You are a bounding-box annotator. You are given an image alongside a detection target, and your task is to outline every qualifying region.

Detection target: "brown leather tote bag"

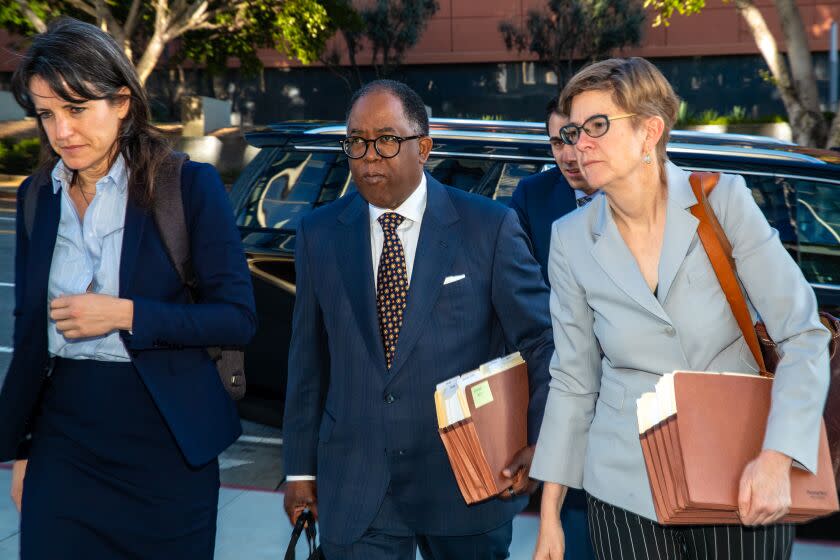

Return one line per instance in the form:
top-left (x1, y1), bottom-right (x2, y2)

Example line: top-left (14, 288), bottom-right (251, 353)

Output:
top-left (689, 172), bottom-right (840, 487)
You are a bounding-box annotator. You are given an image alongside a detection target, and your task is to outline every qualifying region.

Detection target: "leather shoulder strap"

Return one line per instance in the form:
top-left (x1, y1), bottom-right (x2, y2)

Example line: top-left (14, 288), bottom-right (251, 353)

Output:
top-left (151, 152), bottom-right (195, 293)
top-left (688, 172), bottom-right (771, 376)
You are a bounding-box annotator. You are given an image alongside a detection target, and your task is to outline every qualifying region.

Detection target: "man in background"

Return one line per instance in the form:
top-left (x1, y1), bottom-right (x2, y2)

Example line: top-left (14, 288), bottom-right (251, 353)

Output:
top-left (510, 95), bottom-right (597, 560)
top-left (511, 96), bottom-right (600, 283)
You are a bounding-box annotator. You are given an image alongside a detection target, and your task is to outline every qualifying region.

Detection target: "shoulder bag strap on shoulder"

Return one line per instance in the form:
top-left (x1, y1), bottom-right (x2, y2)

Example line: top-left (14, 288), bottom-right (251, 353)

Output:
top-left (151, 151), bottom-right (194, 293)
top-left (688, 171), bottom-right (770, 376)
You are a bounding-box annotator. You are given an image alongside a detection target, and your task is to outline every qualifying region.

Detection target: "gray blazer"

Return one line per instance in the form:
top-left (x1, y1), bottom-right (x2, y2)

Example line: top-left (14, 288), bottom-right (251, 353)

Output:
top-left (530, 161), bottom-right (831, 520)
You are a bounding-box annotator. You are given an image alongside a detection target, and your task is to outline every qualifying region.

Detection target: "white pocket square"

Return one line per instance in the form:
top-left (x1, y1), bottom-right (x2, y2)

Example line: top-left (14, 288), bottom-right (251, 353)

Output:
top-left (443, 274), bottom-right (466, 285)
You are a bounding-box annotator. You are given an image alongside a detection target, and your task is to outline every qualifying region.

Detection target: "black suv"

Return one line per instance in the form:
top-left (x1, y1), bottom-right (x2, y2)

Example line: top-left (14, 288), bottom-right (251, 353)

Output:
top-left (228, 119), bottom-right (840, 425)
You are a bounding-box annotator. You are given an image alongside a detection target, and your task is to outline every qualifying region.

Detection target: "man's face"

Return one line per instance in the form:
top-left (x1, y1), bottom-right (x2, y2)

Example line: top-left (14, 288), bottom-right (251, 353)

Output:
top-left (547, 112), bottom-right (592, 193)
top-left (346, 90), bottom-right (433, 209)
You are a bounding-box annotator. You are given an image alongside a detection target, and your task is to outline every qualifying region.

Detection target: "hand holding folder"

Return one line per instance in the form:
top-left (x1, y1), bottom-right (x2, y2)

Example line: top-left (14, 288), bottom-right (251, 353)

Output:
top-left (434, 353), bottom-right (530, 504)
top-left (637, 370), bottom-right (839, 525)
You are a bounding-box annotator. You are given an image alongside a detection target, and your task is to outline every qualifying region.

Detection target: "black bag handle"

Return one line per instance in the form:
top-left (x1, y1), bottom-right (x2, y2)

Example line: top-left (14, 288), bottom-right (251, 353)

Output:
top-left (285, 509), bottom-right (319, 560)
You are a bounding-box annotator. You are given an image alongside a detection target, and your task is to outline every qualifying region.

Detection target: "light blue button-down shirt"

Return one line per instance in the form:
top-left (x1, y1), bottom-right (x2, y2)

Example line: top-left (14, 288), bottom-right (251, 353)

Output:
top-left (47, 155), bottom-right (131, 361)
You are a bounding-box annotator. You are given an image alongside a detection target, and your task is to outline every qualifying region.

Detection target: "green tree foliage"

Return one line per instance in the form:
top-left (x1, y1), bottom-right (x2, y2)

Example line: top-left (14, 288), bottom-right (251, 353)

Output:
top-left (361, 0), bottom-right (438, 76)
top-left (499, 0), bottom-right (646, 84)
top-left (646, 0), bottom-right (840, 148)
top-left (642, 0), bottom-right (705, 27)
top-left (0, 0), bottom-right (343, 84)
top-left (317, 0), bottom-right (438, 92)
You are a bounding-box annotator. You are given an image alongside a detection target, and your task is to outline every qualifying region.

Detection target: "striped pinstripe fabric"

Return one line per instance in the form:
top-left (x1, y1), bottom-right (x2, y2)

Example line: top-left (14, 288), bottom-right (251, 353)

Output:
top-left (586, 494), bottom-right (794, 560)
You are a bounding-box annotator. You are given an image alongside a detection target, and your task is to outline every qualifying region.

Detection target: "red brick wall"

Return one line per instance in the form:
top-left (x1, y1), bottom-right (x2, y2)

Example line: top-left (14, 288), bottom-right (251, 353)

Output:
top-left (2, 1), bottom-right (839, 72)
top-left (255, 0), bottom-right (840, 68)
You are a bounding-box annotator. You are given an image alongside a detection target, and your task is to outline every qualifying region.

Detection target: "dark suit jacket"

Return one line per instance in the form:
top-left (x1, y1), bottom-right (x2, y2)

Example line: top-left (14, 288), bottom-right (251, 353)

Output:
top-left (510, 167), bottom-right (577, 284)
top-left (0, 160), bottom-right (257, 467)
top-left (283, 174), bottom-right (554, 544)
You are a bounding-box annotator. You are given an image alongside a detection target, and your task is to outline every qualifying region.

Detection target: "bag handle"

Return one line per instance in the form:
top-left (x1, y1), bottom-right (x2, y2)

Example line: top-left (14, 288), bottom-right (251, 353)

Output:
top-left (284, 509), bottom-right (317, 560)
top-left (687, 172), bottom-right (772, 377)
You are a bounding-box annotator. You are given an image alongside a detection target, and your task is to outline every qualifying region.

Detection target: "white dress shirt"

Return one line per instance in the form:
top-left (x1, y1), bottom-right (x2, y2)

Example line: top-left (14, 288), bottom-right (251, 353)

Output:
top-left (286, 174), bottom-right (428, 482)
top-left (48, 155), bottom-right (131, 361)
top-left (574, 188), bottom-right (601, 206)
top-left (368, 173), bottom-right (427, 289)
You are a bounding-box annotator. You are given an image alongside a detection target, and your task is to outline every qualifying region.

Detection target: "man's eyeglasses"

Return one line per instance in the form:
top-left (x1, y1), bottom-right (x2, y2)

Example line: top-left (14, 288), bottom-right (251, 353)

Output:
top-left (559, 114), bottom-right (636, 145)
top-left (340, 134), bottom-right (422, 159)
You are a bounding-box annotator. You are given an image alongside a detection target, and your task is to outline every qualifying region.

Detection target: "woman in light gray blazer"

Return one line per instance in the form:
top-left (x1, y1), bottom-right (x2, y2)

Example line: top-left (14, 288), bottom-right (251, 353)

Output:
top-left (531, 57), bottom-right (830, 560)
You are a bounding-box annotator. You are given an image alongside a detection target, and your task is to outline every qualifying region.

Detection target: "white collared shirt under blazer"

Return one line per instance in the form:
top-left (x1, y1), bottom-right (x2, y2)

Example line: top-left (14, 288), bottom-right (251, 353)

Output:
top-left (530, 161), bottom-right (831, 521)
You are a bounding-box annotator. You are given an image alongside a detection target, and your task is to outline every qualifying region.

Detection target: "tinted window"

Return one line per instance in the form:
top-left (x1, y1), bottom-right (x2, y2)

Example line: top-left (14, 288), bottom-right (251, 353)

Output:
top-left (493, 163), bottom-right (541, 205)
top-left (793, 178), bottom-right (840, 285)
top-left (425, 157), bottom-right (493, 192)
top-left (236, 150), bottom-right (350, 231)
top-left (741, 174), bottom-right (797, 245)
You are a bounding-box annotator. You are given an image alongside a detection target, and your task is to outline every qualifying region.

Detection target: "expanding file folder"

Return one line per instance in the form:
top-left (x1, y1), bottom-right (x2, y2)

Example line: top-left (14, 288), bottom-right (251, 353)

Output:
top-left (435, 353), bottom-right (529, 504)
top-left (637, 371), bottom-right (839, 524)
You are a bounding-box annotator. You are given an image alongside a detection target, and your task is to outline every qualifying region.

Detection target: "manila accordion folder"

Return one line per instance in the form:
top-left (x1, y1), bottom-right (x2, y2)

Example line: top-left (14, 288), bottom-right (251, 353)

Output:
top-left (434, 352), bottom-right (529, 504)
top-left (636, 370), bottom-right (839, 525)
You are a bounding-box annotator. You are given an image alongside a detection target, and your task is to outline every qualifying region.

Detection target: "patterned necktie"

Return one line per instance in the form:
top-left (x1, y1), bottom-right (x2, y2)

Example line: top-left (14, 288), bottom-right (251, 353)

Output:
top-left (376, 212), bottom-right (408, 369)
top-left (577, 194), bottom-right (594, 208)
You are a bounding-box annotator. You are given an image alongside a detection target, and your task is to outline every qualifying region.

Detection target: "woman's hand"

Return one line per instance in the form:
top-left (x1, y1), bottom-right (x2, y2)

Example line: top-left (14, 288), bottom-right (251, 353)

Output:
top-left (534, 513), bottom-right (565, 559)
top-left (738, 449), bottom-right (792, 525)
top-left (50, 294), bottom-right (133, 338)
top-left (11, 460), bottom-right (27, 512)
top-left (534, 481), bottom-right (567, 559)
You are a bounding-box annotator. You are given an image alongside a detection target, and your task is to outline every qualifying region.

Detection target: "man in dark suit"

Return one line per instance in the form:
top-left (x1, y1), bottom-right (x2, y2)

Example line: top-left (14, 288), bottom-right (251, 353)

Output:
top-left (510, 96), bottom-right (597, 560)
top-left (511, 96), bottom-right (599, 283)
top-left (282, 80), bottom-right (554, 559)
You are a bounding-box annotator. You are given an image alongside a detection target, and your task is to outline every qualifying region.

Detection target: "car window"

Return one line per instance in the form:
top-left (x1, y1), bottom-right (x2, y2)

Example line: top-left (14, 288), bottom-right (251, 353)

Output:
top-left (740, 174), bottom-right (798, 245)
top-left (492, 163), bottom-right (542, 205)
top-left (425, 157), bottom-right (494, 192)
top-left (235, 150), bottom-right (350, 230)
top-left (793, 177), bottom-right (840, 285)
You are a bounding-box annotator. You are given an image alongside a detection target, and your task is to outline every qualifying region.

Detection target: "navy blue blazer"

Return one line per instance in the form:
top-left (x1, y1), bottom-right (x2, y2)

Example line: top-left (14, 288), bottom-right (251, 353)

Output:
top-left (283, 174), bottom-right (554, 545)
top-left (510, 167), bottom-right (577, 284)
top-left (0, 160), bottom-right (257, 467)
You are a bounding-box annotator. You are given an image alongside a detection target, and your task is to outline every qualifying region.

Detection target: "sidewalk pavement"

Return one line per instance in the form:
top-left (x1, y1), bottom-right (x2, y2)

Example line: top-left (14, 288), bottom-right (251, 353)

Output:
top-left (0, 467), bottom-right (838, 559)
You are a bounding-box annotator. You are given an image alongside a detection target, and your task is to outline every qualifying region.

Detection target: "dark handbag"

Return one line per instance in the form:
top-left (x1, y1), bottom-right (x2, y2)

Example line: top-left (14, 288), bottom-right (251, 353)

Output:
top-left (689, 171), bottom-right (840, 487)
top-left (284, 509), bottom-right (323, 560)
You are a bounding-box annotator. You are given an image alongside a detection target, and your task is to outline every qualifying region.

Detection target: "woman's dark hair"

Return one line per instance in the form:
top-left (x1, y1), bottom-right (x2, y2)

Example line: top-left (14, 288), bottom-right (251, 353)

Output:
top-left (11, 17), bottom-right (170, 206)
top-left (346, 79), bottom-right (430, 136)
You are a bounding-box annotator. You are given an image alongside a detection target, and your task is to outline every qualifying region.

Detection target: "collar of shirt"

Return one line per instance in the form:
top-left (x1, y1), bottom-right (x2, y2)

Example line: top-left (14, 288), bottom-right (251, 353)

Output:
top-left (51, 154), bottom-right (129, 195)
top-left (368, 173), bottom-right (428, 228)
top-left (574, 188), bottom-right (599, 201)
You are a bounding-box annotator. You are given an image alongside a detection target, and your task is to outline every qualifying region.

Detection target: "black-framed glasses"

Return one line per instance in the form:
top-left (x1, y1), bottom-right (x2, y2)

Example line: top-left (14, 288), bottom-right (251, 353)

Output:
top-left (559, 113), bottom-right (636, 145)
top-left (340, 134), bottom-right (422, 159)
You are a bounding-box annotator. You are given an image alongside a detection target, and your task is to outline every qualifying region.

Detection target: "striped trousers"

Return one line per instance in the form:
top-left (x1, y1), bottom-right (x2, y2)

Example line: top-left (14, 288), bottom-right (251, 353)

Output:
top-left (586, 495), bottom-right (794, 560)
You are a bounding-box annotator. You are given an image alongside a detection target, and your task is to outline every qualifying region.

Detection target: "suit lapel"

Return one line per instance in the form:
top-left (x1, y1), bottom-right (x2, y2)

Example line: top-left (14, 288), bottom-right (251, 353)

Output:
top-left (552, 171), bottom-right (577, 216)
top-left (28, 179), bottom-right (61, 307)
top-left (657, 162), bottom-right (700, 303)
top-left (387, 176), bottom-right (460, 379)
top-left (336, 194), bottom-right (387, 372)
top-left (119, 196), bottom-right (149, 298)
top-left (590, 194), bottom-right (671, 324)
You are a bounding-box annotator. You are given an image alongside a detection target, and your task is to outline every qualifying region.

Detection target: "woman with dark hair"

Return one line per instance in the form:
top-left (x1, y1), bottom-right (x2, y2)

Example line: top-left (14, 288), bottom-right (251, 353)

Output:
top-left (0, 17), bottom-right (256, 558)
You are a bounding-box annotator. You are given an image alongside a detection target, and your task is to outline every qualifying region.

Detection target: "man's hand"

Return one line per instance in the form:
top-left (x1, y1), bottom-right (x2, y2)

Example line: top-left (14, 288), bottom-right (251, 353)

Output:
top-left (10, 460), bottom-right (27, 513)
top-left (738, 449), bottom-right (792, 525)
top-left (283, 480), bottom-right (318, 525)
top-left (499, 445), bottom-right (540, 499)
top-left (50, 294), bottom-right (133, 339)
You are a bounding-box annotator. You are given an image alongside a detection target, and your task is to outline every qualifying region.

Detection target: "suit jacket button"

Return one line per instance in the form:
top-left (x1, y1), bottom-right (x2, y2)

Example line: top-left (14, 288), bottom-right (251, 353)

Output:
top-left (664, 326), bottom-right (676, 336)
top-left (384, 393), bottom-right (396, 404)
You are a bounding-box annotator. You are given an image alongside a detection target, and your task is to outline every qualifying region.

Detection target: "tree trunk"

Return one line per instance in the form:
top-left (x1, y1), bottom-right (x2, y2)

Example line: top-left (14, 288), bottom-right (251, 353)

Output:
top-left (14, 0), bottom-right (47, 33)
top-left (734, 0), bottom-right (824, 147)
top-left (773, 0), bottom-right (827, 143)
top-left (135, 32), bottom-right (168, 86)
top-left (828, 111), bottom-right (840, 149)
